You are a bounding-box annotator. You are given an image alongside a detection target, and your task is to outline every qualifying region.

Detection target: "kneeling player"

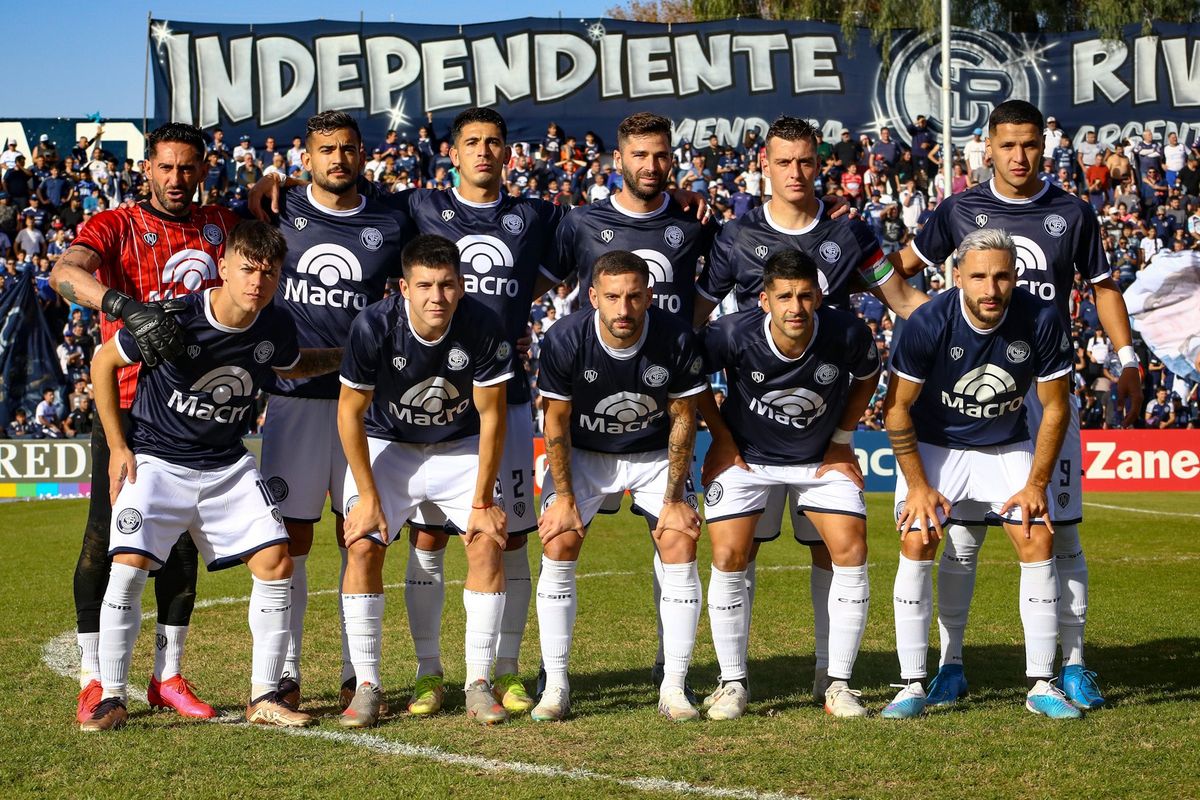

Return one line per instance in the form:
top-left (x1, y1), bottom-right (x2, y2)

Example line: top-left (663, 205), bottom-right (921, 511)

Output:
top-left (699, 250), bottom-right (878, 719)
top-left (82, 221), bottom-right (337, 731)
top-left (337, 235), bottom-right (514, 727)
top-left (881, 228), bottom-right (1080, 720)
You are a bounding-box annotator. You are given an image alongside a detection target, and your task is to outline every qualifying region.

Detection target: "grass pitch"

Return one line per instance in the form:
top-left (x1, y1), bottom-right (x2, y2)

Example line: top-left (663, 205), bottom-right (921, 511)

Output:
top-left (1, 492), bottom-right (1197, 800)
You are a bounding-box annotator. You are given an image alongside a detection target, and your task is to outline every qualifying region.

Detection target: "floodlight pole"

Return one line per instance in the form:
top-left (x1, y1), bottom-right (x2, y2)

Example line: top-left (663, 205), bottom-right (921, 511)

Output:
top-left (940, 0), bottom-right (953, 285)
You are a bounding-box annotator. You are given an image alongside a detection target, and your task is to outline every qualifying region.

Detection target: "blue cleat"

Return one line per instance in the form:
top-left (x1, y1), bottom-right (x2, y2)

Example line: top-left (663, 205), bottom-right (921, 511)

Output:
top-left (882, 683), bottom-right (927, 719)
top-left (1059, 665), bottom-right (1105, 709)
top-left (925, 664), bottom-right (969, 706)
top-left (1026, 679), bottom-right (1083, 719)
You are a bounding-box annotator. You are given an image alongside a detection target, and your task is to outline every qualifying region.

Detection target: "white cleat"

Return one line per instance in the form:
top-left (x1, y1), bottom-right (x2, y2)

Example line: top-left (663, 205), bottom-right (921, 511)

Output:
top-left (658, 685), bottom-right (701, 722)
top-left (705, 681), bottom-right (749, 721)
top-left (531, 686), bottom-right (571, 722)
top-left (824, 680), bottom-right (868, 718)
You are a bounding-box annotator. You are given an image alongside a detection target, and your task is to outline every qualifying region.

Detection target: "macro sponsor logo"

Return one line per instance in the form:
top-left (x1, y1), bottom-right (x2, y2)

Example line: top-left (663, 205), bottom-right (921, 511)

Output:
top-left (387, 377), bottom-right (471, 426)
top-left (168, 366), bottom-right (254, 424)
top-left (579, 392), bottom-right (663, 434)
top-left (940, 364), bottom-right (1023, 418)
top-left (286, 243), bottom-right (368, 309)
top-left (147, 248), bottom-right (218, 301)
top-left (748, 387), bottom-right (827, 429)
top-left (631, 248), bottom-right (682, 314)
top-left (458, 234), bottom-right (519, 297)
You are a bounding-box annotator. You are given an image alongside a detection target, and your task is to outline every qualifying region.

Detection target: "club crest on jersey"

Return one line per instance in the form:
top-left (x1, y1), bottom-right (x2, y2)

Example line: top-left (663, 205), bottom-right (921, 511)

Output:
top-left (1043, 214), bottom-right (1068, 237)
top-left (642, 365), bottom-right (669, 387)
top-left (818, 241), bottom-right (842, 263)
top-left (271, 508), bottom-right (283, 523)
top-left (584, 369), bottom-right (598, 383)
top-left (689, 357), bottom-right (703, 375)
top-left (254, 341), bottom-right (275, 364)
top-left (600, 229), bottom-right (615, 243)
top-left (202, 223), bottom-right (224, 246)
top-left (496, 341), bottom-right (511, 360)
top-left (814, 364), bottom-right (840, 385)
top-left (392, 356), bottom-right (407, 372)
top-left (704, 481), bottom-right (724, 506)
top-left (266, 477), bottom-right (289, 502)
top-left (441, 209), bottom-right (455, 222)
top-left (142, 232), bottom-right (158, 246)
top-left (974, 213), bottom-right (989, 227)
top-left (501, 214), bottom-right (524, 235)
top-left (513, 501), bottom-right (527, 518)
top-left (294, 217), bottom-right (308, 231)
top-left (115, 508), bottom-right (143, 534)
top-left (360, 227), bottom-right (383, 251)
top-left (345, 495), bottom-right (359, 515)
top-left (755, 244), bottom-right (769, 259)
top-left (1006, 341), bottom-right (1031, 364)
top-left (751, 370), bottom-right (765, 383)
top-left (950, 346), bottom-right (964, 361)
top-left (1057, 492), bottom-right (1070, 509)
top-left (186, 345), bottom-right (201, 359)
top-left (1060, 332), bottom-right (1071, 352)
top-left (664, 225), bottom-right (685, 249)
top-left (447, 348), bottom-right (470, 370)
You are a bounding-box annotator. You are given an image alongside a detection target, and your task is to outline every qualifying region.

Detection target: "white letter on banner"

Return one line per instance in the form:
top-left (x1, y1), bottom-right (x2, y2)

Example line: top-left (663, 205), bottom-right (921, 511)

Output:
top-left (366, 37), bottom-right (421, 115)
top-left (675, 33), bottom-right (732, 95)
top-left (257, 37), bottom-right (316, 126)
top-left (423, 39), bottom-right (472, 112)
top-left (0, 444), bottom-right (17, 478)
top-left (732, 34), bottom-right (787, 93)
top-left (316, 35), bottom-right (365, 112)
top-left (791, 36), bottom-right (841, 93)
top-left (472, 35), bottom-right (531, 107)
top-left (1134, 36), bottom-right (1159, 104)
top-left (196, 35), bottom-right (254, 128)
top-left (28, 443), bottom-right (50, 479)
top-left (1162, 38), bottom-right (1200, 107)
top-left (627, 36), bottom-right (674, 97)
top-left (57, 443), bottom-right (88, 479)
top-left (162, 32), bottom-right (193, 124)
top-left (534, 34), bottom-right (597, 103)
top-left (1073, 39), bottom-right (1128, 104)
top-left (600, 33), bottom-right (624, 98)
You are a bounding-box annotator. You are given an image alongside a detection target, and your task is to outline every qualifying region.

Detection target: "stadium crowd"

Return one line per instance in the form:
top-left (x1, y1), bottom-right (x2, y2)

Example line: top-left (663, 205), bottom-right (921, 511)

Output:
top-left (3, 113), bottom-right (1199, 440)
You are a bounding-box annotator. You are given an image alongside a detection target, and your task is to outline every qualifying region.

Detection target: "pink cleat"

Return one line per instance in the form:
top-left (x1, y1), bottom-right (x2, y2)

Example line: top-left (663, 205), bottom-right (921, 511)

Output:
top-left (76, 679), bottom-right (102, 724)
top-left (148, 675), bottom-right (217, 719)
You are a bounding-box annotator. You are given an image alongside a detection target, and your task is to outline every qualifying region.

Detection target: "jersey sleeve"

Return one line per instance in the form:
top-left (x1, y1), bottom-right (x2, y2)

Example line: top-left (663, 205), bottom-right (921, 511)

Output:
top-left (1032, 302), bottom-right (1073, 381)
top-left (889, 306), bottom-right (938, 384)
top-left (847, 217), bottom-right (892, 288)
top-left (71, 211), bottom-right (122, 282)
top-left (910, 197), bottom-right (957, 267)
top-left (695, 221), bottom-right (738, 304)
top-left (1074, 205), bottom-right (1111, 285)
top-left (668, 328), bottom-right (707, 399)
top-left (113, 327), bottom-right (143, 365)
top-left (271, 310), bottom-right (301, 370)
top-left (339, 306), bottom-right (383, 390)
top-left (537, 201), bottom-right (571, 283)
top-left (536, 324), bottom-right (574, 401)
top-left (471, 307), bottom-right (516, 387)
top-left (552, 210), bottom-right (581, 284)
top-left (698, 318), bottom-right (732, 374)
top-left (847, 319), bottom-right (882, 380)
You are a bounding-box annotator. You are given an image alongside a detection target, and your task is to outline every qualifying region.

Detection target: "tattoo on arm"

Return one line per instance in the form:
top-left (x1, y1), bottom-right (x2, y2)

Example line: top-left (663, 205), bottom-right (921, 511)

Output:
top-left (282, 347), bottom-right (343, 379)
top-left (58, 279), bottom-right (79, 305)
top-left (887, 425), bottom-right (919, 456)
top-left (545, 431), bottom-right (574, 498)
top-left (664, 399), bottom-right (698, 501)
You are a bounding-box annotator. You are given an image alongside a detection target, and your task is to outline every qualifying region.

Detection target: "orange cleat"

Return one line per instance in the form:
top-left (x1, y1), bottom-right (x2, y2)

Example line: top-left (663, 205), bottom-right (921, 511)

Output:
top-left (147, 675), bottom-right (217, 719)
top-left (76, 679), bottom-right (102, 724)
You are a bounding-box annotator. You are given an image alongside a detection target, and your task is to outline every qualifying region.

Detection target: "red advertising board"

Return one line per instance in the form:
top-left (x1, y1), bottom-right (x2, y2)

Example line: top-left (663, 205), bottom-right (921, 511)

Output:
top-left (1081, 430), bottom-right (1200, 492)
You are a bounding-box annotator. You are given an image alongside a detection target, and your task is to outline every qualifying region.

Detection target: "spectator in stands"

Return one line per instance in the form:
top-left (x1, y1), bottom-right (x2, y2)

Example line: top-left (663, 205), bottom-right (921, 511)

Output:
top-left (65, 395), bottom-right (93, 438)
top-left (35, 388), bottom-right (64, 438)
top-left (1042, 115), bottom-right (1063, 161)
top-left (7, 408), bottom-right (36, 438)
top-left (57, 327), bottom-right (85, 379)
top-left (1145, 386), bottom-right (1176, 428)
top-left (14, 215), bottom-right (45, 261)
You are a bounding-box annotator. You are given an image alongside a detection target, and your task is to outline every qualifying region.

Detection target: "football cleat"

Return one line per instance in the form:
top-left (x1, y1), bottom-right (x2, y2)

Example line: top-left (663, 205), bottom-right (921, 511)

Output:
top-left (407, 674), bottom-right (445, 717)
top-left (701, 683), bottom-right (721, 711)
top-left (824, 680), bottom-right (868, 718)
top-left (1026, 679), bottom-right (1083, 719)
top-left (925, 664), bottom-right (969, 707)
top-left (882, 682), bottom-right (927, 719)
top-left (492, 673), bottom-right (535, 714)
top-left (277, 677), bottom-right (301, 710)
top-left (531, 685), bottom-right (571, 722)
top-left (465, 680), bottom-right (509, 725)
top-left (246, 691), bottom-right (316, 728)
top-left (80, 696), bottom-right (128, 732)
top-left (148, 675), bottom-right (217, 719)
top-left (340, 682), bottom-right (385, 728)
top-left (651, 662), bottom-right (699, 706)
top-left (812, 667), bottom-right (831, 706)
top-left (658, 685), bottom-right (701, 723)
top-left (1059, 665), bottom-right (1105, 710)
top-left (340, 677), bottom-right (356, 709)
top-left (76, 679), bottom-right (102, 724)
top-left (705, 681), bottom-right (749, 721)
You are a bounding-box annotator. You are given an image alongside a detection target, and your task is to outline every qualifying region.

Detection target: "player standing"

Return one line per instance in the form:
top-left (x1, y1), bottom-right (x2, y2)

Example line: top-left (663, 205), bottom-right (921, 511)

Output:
top-left (337, 235), bottom-right (514, 727)
top-left (50, 122), bottom-right (238, 723)
top-left (887, 100), bottom-right (1139, 708)
top-left (534, 251), bottom-right (706, 722)
top-left (881, 228), bottom-right (1080, 720)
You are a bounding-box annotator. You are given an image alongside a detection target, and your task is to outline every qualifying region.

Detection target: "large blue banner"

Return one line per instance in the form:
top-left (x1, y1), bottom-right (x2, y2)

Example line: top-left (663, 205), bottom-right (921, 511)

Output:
top-left (0, 271), bottom-right (66, 428)
top-left (151, 17), bottom-right (1200, 152)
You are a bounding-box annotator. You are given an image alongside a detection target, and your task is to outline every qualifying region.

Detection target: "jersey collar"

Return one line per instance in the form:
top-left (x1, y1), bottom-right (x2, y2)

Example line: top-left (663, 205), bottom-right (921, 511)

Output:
top-left (610, 192), bottom-right (669, 219)
top-left (957, 287), bottom-right (1008, 334)
top-left (763, 199), bottom-right (823, 235)
top-left (763, 310), bottom-right (819, 363)
top-left (404, 299), bottom-right (451, 346)
top-left (452, 187), bottom-right (503, 209)
top-left (306, 184), bottom-right (366, 216)
top-left (986, 176), bottom-right (1050, 205)
top-left (593, 309), bottom-right (649, 360)
top-left (204, 287), bottom-right (259, 332)
top-left (137, 200), bottom-right (191, 223)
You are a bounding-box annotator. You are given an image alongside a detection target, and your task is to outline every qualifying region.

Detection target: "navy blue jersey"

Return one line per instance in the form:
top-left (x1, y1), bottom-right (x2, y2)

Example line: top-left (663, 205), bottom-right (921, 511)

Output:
top-left (117, 290), bottom-right (299, 469)
top-left (696, 200), bottom-right (891, 311)
top-left (537, 306), bottom-right (706, 454)
top-left (912, 179), bottom-right (1109, 327)
top-left (379, 188), bottom-right (569, 405)
top-left (339, 295), bottom-right (513, 444)
top-left (889, 287), bottom-right (1073, 448)
top-left (555, 194), bottom-right (717, 322)
top-left (702, 306), bottom-right (879, 465)
top-left (273, 185), bottom-right (412, 399)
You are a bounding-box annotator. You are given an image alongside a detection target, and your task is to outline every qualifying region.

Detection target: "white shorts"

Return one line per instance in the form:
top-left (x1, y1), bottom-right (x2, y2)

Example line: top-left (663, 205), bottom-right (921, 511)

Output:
top-left (753, 487), bottom-right (824, 545)
top-left (539, 448), bottom-right (698, 527)
top-left (704, 464), bottom-right (866, 531)
top-left (345, 435), bottom-right (480, 546)
top-left (1025, 387), bottom-right (1083, 525)
top-left (408, 403), bottom-right (537, 535)
top-left (110, 453), bottom-right (288, 571)
top-left (260, 395), bottom-right (347, 523)
top-left (893, 441), bottom-right (1043, 529)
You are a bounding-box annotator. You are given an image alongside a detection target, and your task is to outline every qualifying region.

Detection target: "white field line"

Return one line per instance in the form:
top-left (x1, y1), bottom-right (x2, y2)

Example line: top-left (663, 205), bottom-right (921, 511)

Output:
top-left (1083, 500), bottom-right (1200, 519)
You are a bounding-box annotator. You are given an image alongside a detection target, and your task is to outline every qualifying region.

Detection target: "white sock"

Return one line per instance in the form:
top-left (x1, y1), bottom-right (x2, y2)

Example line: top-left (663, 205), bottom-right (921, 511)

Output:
top-left (536, 557), bottom-right (577, 693)
top-left (405, 545), bottom-right (445, 679)
top-left (1019, 559), bottom-right (1059, 679)
top-left (98, 563), bottom-right (148, 701)
top-left (652, 550), bottom-right (665, 666)
top-left (338, 548), bottom-right (353, 683)
top-left (343, 593), bottom-right (385, 688)
top-left (78, 632), bottom-right (100, 687)
top-left (827, 564), bottom-right (869, 681)
top-left (810, 565), bottom-right (833, 670)
top-left (744, 558), bottom-right (757, 629)
top-left (1053, 524), bottom-right (1088, 667)
top-left (659, 560), bottom-right (701, 691)
top-left (893, 555), bottom-right (933, 681)
top-left (463, 589), bottom-right (505, 687)
top-left (708, 566), bottom-right (748, 683)
top-left (249, 576), bottom-right (292, 699)
top-left (495, 545), bottom-right (531, 676)
top-left (937, 524), bottom-right (984, 669)
top-left (283, 553), bottom-right (307, 684)
top-left (153, 623), bottom-right (187, 682)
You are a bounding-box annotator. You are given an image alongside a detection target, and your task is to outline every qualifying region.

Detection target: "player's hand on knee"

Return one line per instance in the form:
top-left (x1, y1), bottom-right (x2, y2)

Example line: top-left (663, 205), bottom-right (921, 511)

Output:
top-left (654, 499), bottom-right (702, 543)
top-left (898, 486), bottom-right (950, 546)
top-left (344, 495), bottom-right (388, 546)
top-left (1002, 484), bottom-right (1053, 540)
top-left (701, 435), bottom-right (749, 486)
top-left (816, 442), bottom-right (864, 489)
top-left (108, 445), bottom-right (137, 505)
top-left (465, 505), bottom-right (508, 548)
top-left (538, 496), bottom-right (584, 545)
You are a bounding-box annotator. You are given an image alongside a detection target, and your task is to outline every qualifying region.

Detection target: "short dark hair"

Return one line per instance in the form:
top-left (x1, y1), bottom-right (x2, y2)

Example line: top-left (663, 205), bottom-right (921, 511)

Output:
top-left (617, 112), bottom-right (672, 148)
top-left (226, 220), bottom-right (288, 266)
top-left (988, 100), bottom-right (1044, 133)
top-left (450, 107), bottom-right (508, 145)
top-left (146, 122), bottom-right (206, 160)
top-left (592, 250), bottom-right (650, 285)
top-left (763, 249), bottom-right (820, 289)
top-left (306, 111), bottom-right (362, 145)
top-left (765, 116), bottom-right (819, 149)
top-left (402, 234), bottom-right (461, 278)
